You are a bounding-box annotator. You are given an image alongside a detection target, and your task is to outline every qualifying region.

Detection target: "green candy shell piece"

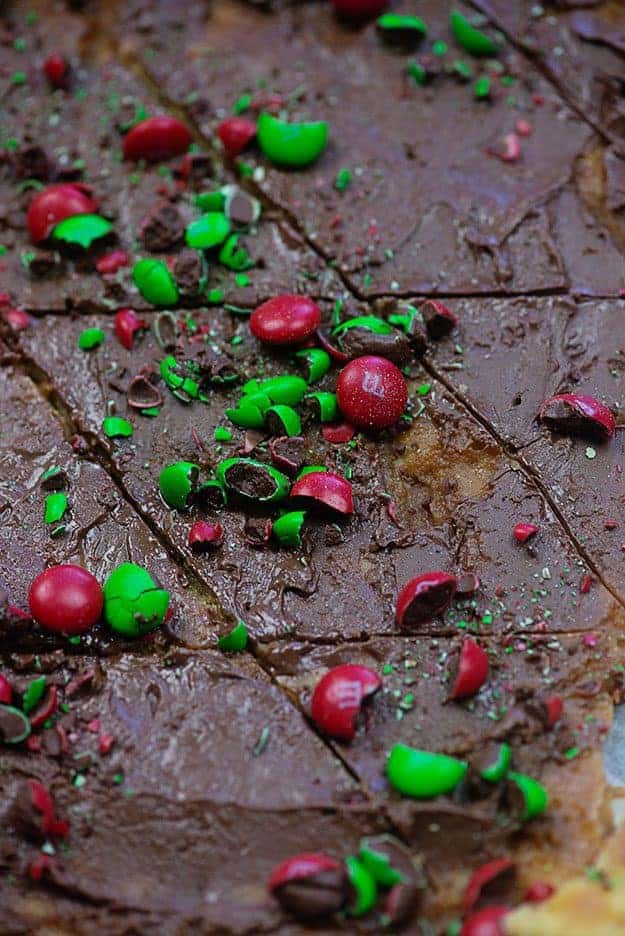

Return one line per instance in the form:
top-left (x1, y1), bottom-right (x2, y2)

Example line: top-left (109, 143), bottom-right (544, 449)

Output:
top-left (333, 315), bottom-right (392, 337)
top-left (78, 327), bottom-right (105, 350)
top-left (133, 258), bottom-right (179, 306)
top-left (272, 510), bottom-right (306, 548)
top-left (294, 347), bottom-right (331, 384)
top-left (264, 404), bottom-right (301, 437)
top-left (102, 416), bottom-right (133, 439)
top-left (253, 375), bottom-right (308, 406)
top-left (345, 856), bottom-right (378, 917)
top-left (387, 744), bottom-right (467, 798)
top-left (508, 771), bottom-right (548, 821)
top-left (194, 190), bottom-right (226, 212)
top-left (377, 13), bottom-right (428, 38)
top-left (44, 492), bottom-right (68, 524)
top-left (305, 391), bottom-right (337, 423)
top-left (358, 841), bottom-right (404, 888)
top-left (22, 676), bottom-right (47, 714)
top-left (240, 391), bottom-right (272, 413)
top-left (257, 112), bottom-right (328, 168)
top-left (159, 461), bottom-right (199, 510)
top-left (0, 705), bottom-right (31, 744)
top-left (219, 234), bottom-right (254, 271)
top-left (480, 742), bottom-right (512, 783)
top-left (226, 402), bottom-right (266, 429)
top-left (450, 9), bottom-right (500, 56)
top-left (217, 620), bottom-right (248, 652)
top-left (52, 213), bottom-right (113, 248)
top-left (185, 212), bottom-right (231, 250)
top-left (297, 465), bottom-right (328, 478)
top-left (216, 457), bottom-right (290, 504)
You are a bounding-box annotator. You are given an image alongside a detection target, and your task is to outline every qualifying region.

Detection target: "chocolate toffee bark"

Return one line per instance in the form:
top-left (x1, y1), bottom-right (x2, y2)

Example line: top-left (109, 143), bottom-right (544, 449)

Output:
top-left (257, 628), bottom-right (622, 912)
top-left (0, 365), bottom-right (230, 651)
top-left (0, 649), bottom-right (381, 934)
top-left (11, 307), bottom-right (619, 642)
top-left (119, 0), bottom-right (624, 297)
top-left (472, 0), bottom-right (625, 149)
top-left (1, 10), bottom-right (335, 315)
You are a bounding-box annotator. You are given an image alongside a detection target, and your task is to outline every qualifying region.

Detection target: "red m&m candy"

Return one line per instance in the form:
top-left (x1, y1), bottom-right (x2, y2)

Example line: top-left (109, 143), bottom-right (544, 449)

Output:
top-left (336, 356), bottom-right (407, 430)
top-left (29, 565), bottom-right (103, 635)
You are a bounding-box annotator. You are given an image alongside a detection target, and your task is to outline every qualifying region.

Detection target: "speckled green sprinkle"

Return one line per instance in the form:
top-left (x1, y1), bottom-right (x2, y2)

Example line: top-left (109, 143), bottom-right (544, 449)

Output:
top-left (335, 168), bottom-right (352, 192)
top-left (586, 447), bottom-right (596, 460)
top-left (214, 426), bottom-right (233, 442)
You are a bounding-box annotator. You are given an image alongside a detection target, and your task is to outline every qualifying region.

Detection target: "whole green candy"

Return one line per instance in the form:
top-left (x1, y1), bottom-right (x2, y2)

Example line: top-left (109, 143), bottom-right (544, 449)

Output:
top-left (257, 112), bottom-right (328, 168)
top-left (344, 857), bottom-right (378, 917)
top-left (185, 212), bottom-right (231, 250)
top-left (159, 461), bottom-right (200, 510)
top-left (103, 563), bottom-right (170, 637)
top-left (387, 744), bottom-right (467, 798)
top-left (133, 258), bottom-right (179, 306)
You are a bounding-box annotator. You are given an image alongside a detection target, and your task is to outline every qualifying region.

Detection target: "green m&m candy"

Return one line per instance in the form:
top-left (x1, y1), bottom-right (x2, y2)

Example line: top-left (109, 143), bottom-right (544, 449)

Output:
top-left (159, 461), bottom-right (200, 510)
top-left (133, 258), bottom-right (179, 306)
top-left (103, 563), bottom-right (170, 637)
top-left (102, 416), bottom-right (133, 439)
top-left (344, 856), bottom-right (377, 917)
top-left (217, 620), bottom-right (248, 652)
top-left (250, 375), bottom-right (308, 406)
top-left (303, 391), bottom-right (337, 423)
top-left (264, 404), bottom-right (301, 437)
top-left (387, 744), bottom-right (467, 798)
top-left (44, 492), bottom-right (68, 525)
top-left (257, 112), bottom-right (328, 168)
top-left (479, 742), bottom-right (512, 783)
top-left (450, 9), bottom-right (500, 56)
top-left (78, 327), bottom-right (105, 350)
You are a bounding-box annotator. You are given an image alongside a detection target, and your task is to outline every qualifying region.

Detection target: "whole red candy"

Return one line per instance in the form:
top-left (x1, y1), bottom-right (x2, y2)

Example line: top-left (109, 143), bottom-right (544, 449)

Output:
top-left (332, 0), bottom-right (387, 20)
top-left (336, 356), bottom-right (407, 430)
top-left (27, 183), bottom-right (96, 243)
top-left (290, 471), bottom-right (354, 515)
top-left (396, 571), bottom-right (457, 629)
top-left (29, 564), bottom-right (103, 635)
top-left (43, 54), bottom-right (69, 89)
top-left (450, 638), bottom-right (489, 701)
top-left (460, 906), bottom-right (509, 936)
top-left (123, 116), bottom-right (192, 162)
top-left (311, 664), bottom-right (382, 740)
top-left (250, 295), bottom-right (321, 346)
top-left (114, 308), bottom-right (146, 350)
top-left (217, 117), bottom-right (257, 158)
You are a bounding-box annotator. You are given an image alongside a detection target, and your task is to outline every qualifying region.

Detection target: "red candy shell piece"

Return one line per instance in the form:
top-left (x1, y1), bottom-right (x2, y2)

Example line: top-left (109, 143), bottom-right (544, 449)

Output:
top-left (524, 882), bottom-right (555, 903)
top-left (27, 184), bottom-right (96, 243)
top-left (123, 116), bottom-right (192, 162)
top-left (250, 295), bottom-right (321, 346)
top-left (336, 356), bottom-right (407, 430)
top-left (396, 572), bottom-right (457, 628)
top-left (269, 853), bottom-right (343, 892)
top-left (513, 523), bottom-right (539, 544)
top-left (290, 471), bottom-right (354, 515)
top-left (0, 674), bottom-right (12, 704)
top-left (539, 393), bottom-right (615, 439)
top-left (217, 117), bottom-right (257, 158)
top-left (114, 308), bottom-right (146, 350)
top-left (450, 638), bottom-right (489, 701)
top-left (96, 250), bottom-right (130, 275)
top-left (29, 564), bottom-right (103, 635)
top-left (460, 906), bottom-right (510, 936)
top-left (463, 858), bottom-right (514, 913)
top-left (43, 54), bottom-right (69, 89)
top-left (311, 664), bottom-right (382, 740)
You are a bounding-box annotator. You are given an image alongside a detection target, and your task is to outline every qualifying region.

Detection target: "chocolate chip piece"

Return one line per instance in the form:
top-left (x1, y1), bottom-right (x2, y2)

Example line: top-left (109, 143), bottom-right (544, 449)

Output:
top-left (384, 881), bottom-right (423, 926)
top-left (29, 249), bottom-right (60, 277)
top-left (338, 327), bottom-right (411, 364)
top-left (226, 191), bottom-right (258, 228)
top-left (269, 436), bottom-right (305, 475)
top-left (273, 868), bottom-right (350, 921)
top-left (140, 202), bottom-right (184, 252)
top-left (173, 249), bottom-right (204, 298)
top-left (244, 516), bottom-right (273, 547)
top-left (12, 145), bottom-right (52, 181)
